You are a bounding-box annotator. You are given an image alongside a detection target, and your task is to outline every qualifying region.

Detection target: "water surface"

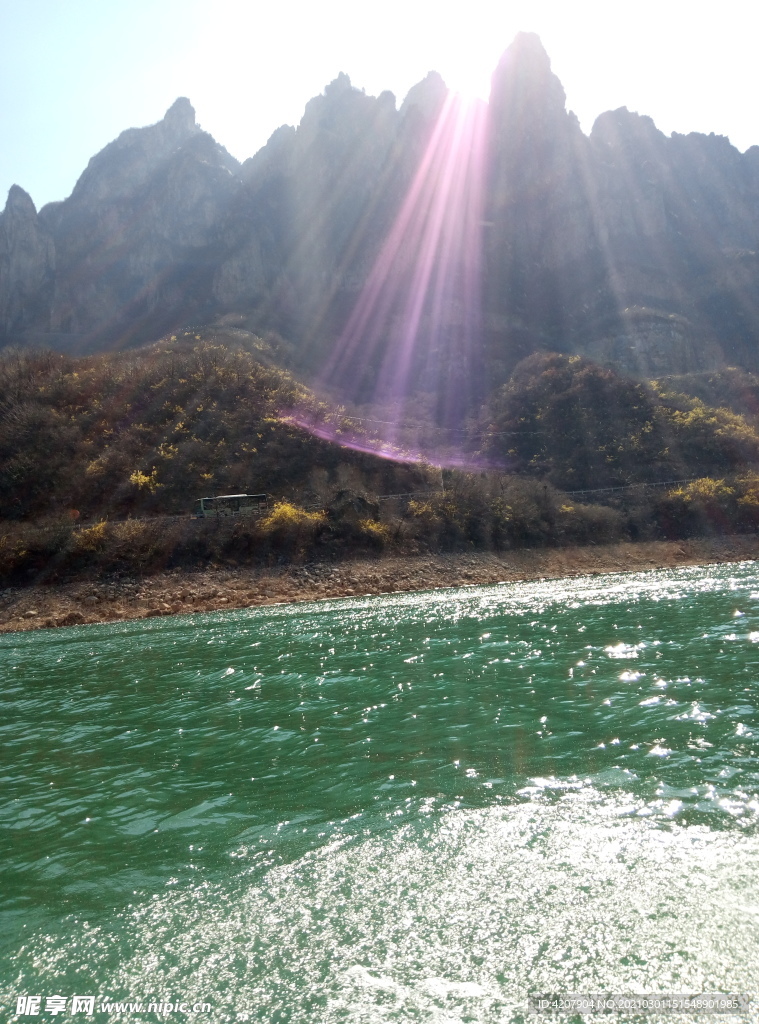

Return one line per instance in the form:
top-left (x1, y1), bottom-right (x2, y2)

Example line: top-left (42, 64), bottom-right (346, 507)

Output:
top-left (2, 564), bottom-right (759, 1021)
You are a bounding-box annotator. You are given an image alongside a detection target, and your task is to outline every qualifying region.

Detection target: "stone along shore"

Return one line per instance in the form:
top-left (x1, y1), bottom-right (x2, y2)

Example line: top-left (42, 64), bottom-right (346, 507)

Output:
top-left (1, 536), bottom-right (758, 634)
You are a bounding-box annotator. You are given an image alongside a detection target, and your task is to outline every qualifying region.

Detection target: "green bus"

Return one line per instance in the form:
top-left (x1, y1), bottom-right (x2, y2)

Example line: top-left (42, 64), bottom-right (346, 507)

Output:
top-left (193, 493), bottom-right (269, 518)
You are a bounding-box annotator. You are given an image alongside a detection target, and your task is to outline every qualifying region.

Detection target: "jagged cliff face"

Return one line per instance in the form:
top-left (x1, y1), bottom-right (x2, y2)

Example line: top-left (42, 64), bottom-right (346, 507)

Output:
top-left (215, 70), bottom-right (447, 363)
top-left (5, 98), bottom-right (242, 348)
top-left (482, 33), bottom-right (759, 376)
top-left (579, 107), bottom-right (759, 371)
top-left (484, 34), bottom-right (601, 366)
top-left (3, 35), bottom-right (759, 381)
top-left (53, 97), bottom-right (242, 346)
top-left (0, 186), bottom-right (55, 339)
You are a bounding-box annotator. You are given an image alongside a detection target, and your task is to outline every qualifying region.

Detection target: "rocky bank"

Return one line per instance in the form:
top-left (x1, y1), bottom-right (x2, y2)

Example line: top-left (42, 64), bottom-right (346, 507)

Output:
top-left (2, 537), bottom-right (758, 634)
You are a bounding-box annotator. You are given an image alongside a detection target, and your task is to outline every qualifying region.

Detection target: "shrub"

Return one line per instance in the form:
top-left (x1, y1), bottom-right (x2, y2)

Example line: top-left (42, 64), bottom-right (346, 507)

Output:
top-left (495, 479), bottom-right (556, 546)
top-left (736, 473), bottom-right (759, 530)
top-left (556, 502), bottom-right (625, 545)
top-left (0, 517), bottom-right (74, 579)
top-left (407, 500), bottom-right (440, 524)
top-left (72, 521), bottom-right (109, 552)
top-left (259, 501), bottom-right (327, 556)
top-left (129, 468), bottom-right (161, 492)
top-left (260, 501), bottom-right (326, 532)
top-left (357, 518), bottom-right (392, 549)
top-left (654, 477), bottom-right (737, 538)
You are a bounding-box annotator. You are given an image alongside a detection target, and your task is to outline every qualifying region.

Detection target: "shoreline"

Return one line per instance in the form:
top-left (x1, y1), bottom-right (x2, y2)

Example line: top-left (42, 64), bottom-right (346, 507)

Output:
top-left (1, 536), bottom-right (758, 634)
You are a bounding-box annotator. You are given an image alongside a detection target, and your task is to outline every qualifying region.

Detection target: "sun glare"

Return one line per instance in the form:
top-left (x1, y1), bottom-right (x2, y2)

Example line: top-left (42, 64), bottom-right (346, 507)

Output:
top-left (441, 61), bottom-right (492, 104)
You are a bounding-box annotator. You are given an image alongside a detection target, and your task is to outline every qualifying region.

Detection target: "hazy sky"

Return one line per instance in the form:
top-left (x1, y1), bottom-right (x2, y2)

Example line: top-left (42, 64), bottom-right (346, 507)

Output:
top-left (2, 0), bottom-right (758, 211)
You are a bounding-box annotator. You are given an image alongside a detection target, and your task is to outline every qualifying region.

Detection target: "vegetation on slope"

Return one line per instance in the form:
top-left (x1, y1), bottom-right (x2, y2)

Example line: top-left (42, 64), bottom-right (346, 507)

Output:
top-left (2, 339), bottom-right (759, 583)
top-left (0, 331), bottom-right (429, 523)
top-left (484, 353), bottom-right (759, 488)
top-left (653, 366), bottom-right (759, 421)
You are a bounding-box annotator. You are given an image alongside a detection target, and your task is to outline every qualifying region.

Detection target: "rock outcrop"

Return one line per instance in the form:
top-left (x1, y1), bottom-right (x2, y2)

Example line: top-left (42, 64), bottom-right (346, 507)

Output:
top-left (3, 36), bottom-right (759, 382)
top-left (0, 186), bottom-right (55, 339)
top-left (17, 98), bottom-right (242, 347)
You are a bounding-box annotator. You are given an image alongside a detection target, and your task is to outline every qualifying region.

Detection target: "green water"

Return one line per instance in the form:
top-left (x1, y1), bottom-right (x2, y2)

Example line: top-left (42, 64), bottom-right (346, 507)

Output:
top-left (2, 564), bottom-right (759, 1022)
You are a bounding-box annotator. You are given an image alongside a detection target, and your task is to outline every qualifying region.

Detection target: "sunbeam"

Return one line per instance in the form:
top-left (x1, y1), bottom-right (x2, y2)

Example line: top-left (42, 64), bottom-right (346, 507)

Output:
top-left (293, 93), bottom-right (491, 469)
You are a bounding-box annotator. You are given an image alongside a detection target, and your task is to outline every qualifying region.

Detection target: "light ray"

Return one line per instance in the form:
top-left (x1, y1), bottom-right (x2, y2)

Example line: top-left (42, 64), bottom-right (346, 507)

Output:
top-left (300, 93), bottom-right (491, 468)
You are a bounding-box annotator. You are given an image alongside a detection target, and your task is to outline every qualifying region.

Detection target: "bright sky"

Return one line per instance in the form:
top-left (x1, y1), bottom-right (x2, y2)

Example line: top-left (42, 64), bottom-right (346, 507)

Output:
top-left (2, 0), bottom-right (758, 211)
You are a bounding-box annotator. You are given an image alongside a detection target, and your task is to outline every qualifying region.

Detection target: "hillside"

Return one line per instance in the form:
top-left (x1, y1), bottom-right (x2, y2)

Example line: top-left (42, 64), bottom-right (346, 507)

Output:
top-left (2, 337), bottom-right (759, 584)
top-left (0, 331), bottom-right (432, 524)
top-left (484, 353), bottom-right (759, 490)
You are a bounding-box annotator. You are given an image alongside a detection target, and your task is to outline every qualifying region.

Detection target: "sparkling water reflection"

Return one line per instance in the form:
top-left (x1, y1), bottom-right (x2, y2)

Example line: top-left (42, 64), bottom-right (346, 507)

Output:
top-left (2, 564), bottom-right (759, 1021)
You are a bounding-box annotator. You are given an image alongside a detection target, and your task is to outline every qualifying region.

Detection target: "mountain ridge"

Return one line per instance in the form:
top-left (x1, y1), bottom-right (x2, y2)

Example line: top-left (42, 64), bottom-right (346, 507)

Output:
top-left (3, 33), bottom-right (759, 387)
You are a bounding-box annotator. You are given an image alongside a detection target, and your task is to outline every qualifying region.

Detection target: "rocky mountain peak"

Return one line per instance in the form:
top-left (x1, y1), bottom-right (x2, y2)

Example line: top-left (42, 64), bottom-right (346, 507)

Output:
top-left (489, 31), bottom-right (567, 120)
top-left (0, 186), bottom-right (54, 340)
top-left (66, 97), bottom-right (203, 206)
top-left (162, 96), bottom-right (198, 137)
top-left (486, 30), bottom-right (579, 198)
top-left (591, 107), bottom-right (665, 154)
top-left (4, 184), bottom-right (37, 217)
top-left (400, 71), bottom-right (448, 121)
top-left (324, 72), bottom-right (353, 98)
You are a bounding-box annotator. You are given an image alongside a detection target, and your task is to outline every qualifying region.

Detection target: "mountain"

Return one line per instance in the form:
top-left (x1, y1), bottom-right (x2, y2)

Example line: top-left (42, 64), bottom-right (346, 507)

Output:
top-left (4, 33), bottom-right (759, 388)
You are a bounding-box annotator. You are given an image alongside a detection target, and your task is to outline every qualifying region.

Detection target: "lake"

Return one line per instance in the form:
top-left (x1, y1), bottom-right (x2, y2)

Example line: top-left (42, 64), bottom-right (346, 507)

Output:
top-left (2, 564), bottom-right (759, 1021)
